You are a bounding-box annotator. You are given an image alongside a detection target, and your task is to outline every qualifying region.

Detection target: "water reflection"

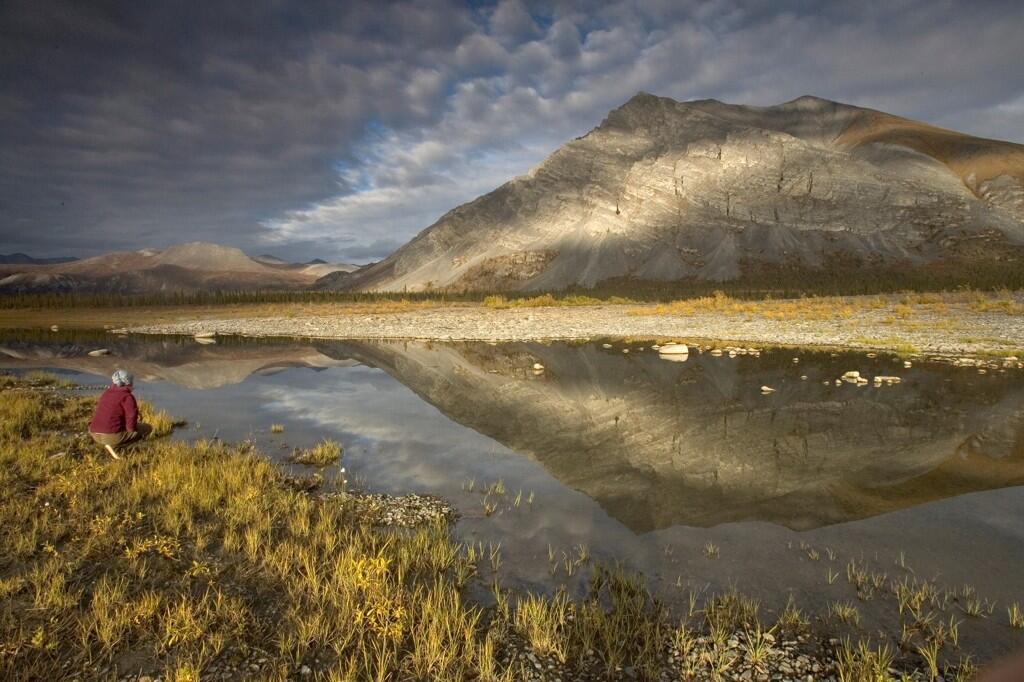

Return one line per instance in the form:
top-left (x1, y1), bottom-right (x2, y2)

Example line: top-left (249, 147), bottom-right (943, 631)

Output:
top-left (320, 340), bottom-right (1024, 531)
top-left (0, 333), bottom-right (356, 389)
top-left (3, 333), bottom-right (1022, 532)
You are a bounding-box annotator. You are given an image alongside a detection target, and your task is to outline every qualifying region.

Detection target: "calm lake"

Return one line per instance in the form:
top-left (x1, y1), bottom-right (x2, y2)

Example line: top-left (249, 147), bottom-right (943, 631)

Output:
top-left (3, 330), bottom-right (1023, 659)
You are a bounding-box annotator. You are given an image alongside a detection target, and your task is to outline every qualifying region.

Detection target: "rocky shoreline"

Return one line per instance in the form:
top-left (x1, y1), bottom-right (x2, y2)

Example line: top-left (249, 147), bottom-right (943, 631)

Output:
top-left (123, 302), bottom-right (1023, 359)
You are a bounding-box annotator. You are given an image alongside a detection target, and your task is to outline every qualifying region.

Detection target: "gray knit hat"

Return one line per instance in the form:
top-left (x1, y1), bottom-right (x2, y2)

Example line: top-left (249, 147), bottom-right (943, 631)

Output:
top-left (111, 369), bottom-right (133, 387)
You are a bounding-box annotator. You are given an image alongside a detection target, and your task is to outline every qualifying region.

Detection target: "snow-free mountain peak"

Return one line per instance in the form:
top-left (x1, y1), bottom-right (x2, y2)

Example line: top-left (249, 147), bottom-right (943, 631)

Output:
top-left (0, 242), bottom-right (357, 294)
top-left (322, 93), bottom-right (1024, 292)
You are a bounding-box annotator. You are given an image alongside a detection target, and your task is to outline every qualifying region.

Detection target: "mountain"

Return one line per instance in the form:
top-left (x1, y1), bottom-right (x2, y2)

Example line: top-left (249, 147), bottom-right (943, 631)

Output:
top-left (253, 254), bottom-right (289, 265)
top-left (299, 261), bottom-right (358, 278)
top-left (0, 253), bottom-right (77, 265)
top-left (253, 253), bottom-right (358, 278)
top-left (0, 242), bottom-right (355, 295)
top-left (323, 93), bottom-right (1024, 292)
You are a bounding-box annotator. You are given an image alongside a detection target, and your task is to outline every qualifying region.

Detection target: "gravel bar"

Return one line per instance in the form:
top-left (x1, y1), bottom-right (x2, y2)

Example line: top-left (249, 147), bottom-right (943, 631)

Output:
top-left (126, 304), bottom-right (1023, 358)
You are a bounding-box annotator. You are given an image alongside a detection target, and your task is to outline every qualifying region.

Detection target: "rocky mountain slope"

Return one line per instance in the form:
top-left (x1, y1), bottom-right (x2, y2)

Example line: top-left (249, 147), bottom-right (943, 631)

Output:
top-left (0, 242), bottom-right (355, 294)
top-left (324, 93), bottom-right (1024, 292)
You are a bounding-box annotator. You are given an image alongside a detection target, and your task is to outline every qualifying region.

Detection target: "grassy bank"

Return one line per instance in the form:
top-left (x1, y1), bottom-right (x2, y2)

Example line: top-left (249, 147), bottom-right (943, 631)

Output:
top-left (630, 289), bottom-right (1024, 320)
top-left (0, 374), bottom-right (1002, 681)
top-left (0, 377), bottom-right (489, 681)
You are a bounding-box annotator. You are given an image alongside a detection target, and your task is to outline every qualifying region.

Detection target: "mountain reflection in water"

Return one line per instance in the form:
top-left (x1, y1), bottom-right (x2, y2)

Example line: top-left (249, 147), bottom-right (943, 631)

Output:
top-left (3, 333), bottom-right (1021, 533)
top-left (320, 340), bottom-right (1024, 531)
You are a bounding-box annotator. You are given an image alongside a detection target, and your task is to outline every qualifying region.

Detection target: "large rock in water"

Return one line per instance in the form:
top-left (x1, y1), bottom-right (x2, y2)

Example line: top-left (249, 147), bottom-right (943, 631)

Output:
top-left (323, 93), bottom-right (1024, 292)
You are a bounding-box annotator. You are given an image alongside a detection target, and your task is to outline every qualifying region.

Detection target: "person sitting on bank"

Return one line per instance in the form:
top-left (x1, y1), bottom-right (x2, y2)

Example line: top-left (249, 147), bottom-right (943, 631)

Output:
top-left (88, 369), bottom-right (151, 459)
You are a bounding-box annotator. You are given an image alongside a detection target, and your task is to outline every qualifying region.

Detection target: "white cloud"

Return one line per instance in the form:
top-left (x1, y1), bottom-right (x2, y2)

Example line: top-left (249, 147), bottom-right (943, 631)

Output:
top-left (261, 0), bottom-right (1024, 263)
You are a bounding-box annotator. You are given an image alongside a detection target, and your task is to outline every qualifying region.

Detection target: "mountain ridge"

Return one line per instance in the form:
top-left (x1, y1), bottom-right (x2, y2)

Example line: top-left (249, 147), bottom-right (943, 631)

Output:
top-left (321, 92), bottom-right (1024, 293)
top-left (0, 242), bottom-right (357, 294)
top-left (0, 253), bottom-right (78, 266)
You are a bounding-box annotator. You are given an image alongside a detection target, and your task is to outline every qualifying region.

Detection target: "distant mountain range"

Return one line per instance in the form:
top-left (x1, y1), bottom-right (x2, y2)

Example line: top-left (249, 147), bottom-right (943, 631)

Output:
top-left (0, 253), bottom-right (77, 265)
top-left (321, 93), bottom-right (1024, 292)
top-left (0, 242), bottom-right (357, 295)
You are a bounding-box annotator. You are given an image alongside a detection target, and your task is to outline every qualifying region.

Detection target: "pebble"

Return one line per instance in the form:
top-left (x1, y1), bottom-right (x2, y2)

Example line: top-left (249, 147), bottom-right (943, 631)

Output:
top-left (323, 491), bottom-right (456, 528)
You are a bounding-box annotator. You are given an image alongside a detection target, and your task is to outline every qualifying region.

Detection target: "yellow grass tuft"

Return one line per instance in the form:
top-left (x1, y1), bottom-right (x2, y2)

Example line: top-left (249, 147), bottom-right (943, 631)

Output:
top-left (291, 438), bottom-right (343, 466)
top-left (483, 293), bottom-right (627, 309)
top-left (138, 400), bottom-right (187, 437)
top-left (22, 370), bottom-right (75, 388)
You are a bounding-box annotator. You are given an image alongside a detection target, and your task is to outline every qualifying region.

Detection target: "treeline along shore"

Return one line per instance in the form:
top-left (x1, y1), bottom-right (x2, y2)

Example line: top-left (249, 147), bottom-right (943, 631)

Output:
top-left (2, 260), bottom-right (1024, 310)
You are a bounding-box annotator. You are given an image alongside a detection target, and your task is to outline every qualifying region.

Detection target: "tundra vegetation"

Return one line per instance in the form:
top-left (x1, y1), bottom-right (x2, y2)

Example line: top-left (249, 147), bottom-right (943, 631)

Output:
top-left (0, 373), bottom-right (1014, 681)
top-left (2, 258), bottom-right (1023, 312)
top-left (290, 439), bottom-right (343, 467)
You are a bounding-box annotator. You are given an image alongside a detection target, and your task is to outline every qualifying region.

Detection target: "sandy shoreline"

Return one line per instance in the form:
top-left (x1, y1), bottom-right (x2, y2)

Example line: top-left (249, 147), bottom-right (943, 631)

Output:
top-left (123, 302), bottom-right (1024, 359)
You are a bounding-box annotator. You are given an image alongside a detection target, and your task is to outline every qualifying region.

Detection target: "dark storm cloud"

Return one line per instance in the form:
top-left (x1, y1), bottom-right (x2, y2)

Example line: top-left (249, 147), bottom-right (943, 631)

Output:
top-left (0, 0), bottom-right (475, 260)
top-left (1, 0), bottom-right (1023, 262)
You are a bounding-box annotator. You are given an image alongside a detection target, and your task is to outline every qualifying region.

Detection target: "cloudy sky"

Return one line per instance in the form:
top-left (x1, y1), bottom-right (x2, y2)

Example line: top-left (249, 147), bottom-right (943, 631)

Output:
top-left (2, 0), bottom-right (1022, 262)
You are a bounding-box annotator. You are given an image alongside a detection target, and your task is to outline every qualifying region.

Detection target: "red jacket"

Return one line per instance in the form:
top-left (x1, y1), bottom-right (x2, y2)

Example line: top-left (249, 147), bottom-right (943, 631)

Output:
top-left (89, 385), bottom-right (138, 434)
